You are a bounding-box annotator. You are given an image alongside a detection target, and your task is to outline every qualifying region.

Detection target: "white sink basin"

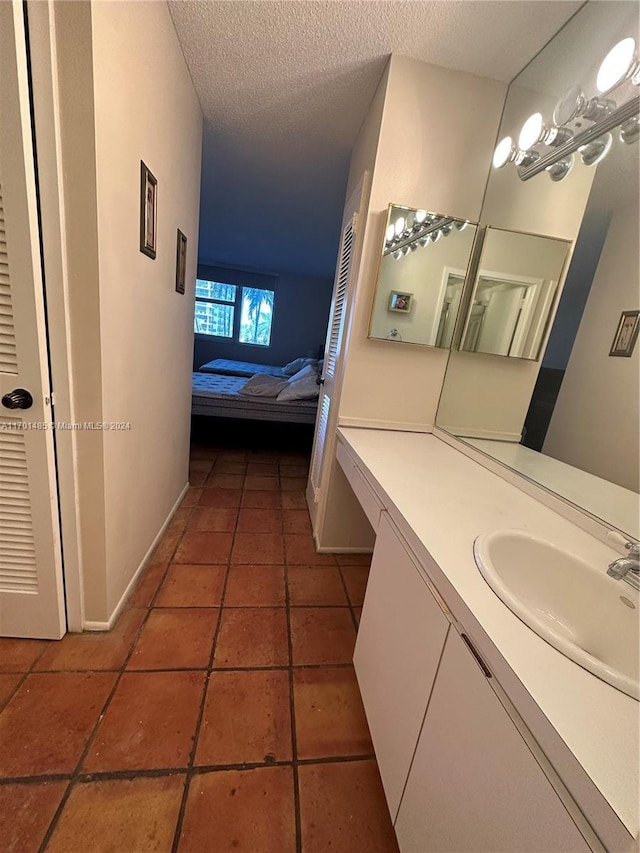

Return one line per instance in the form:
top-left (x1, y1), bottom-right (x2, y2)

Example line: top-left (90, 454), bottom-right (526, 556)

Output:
top-left (474, 530), bottom-right (639, 700)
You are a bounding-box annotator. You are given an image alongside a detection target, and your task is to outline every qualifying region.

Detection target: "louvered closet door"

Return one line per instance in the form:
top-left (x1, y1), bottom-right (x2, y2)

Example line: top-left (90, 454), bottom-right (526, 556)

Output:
top-left (0, 0), bottom-right (66, 638)
top-left (309, 213), bottom-right (355, 499)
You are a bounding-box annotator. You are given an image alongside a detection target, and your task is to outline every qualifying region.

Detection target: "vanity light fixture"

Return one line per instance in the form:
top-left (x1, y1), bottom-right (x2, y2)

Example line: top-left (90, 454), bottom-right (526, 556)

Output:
top-left (620, 116), bottom-right (640, 144)
top-left (518, 112), bottom-right (573, 150)
top-left (553, 85), bottom-right (615, 125)
top-left (415, 210), bottom-right (428, 225)
top-left (596, 37), bottom-right (639, 94)
top-left (492, 136), bottom-right (516, 168)
top-left (578, 132), bottom-right (613, 166)
top-left (546, 155), bottom-right (574, 182)
top-left (385, 224), bottom-right (395, 244)
top-left (454, 220), bottom-right (469, 231)
top-left (394, 217), bottom-right (405, 239)
top-left (392, 249), bottom-right (403, 260)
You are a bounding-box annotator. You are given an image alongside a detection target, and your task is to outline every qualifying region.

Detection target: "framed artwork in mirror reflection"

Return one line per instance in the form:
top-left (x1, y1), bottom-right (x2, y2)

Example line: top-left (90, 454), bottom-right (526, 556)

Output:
top-left (140, 161), bottom-right (157, 259)
top-left (609, 310), bottom-right (639, 357)
top-left (388, 291), bottom-right (413, 313)
top-left (175, 229), bottom-right (187, 294)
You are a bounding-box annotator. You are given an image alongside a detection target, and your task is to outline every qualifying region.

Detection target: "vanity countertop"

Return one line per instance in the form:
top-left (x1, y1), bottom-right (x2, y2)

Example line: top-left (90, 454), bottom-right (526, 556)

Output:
top-left (337, 427), bottom-right (639, 843)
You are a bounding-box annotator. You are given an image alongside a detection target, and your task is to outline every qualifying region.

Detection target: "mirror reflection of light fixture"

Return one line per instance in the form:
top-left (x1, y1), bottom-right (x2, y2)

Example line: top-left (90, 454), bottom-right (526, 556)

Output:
top-left (394, 217), bottom-right (405, 238)
top-left (415, 210), bottom-right (428, 225)
top-left (418, 235), bottom-right (430, 247)
top-left (454, 220), bottom-right (469, 231)
top-left (553, 85), bottom-right (615, 125)
top-left (518, 112), bottom-right (573, 150)
top-left (620, 116), bottom-right (640, 144)
top-left (579, 132), bottom-right (613, 166)
top-left (431, 230), bottom-right (442, 242)
top-left (597, 37), bottom-right (639, 94)
top-left (493, 136), bottom-right (516, 168)
top-left (546, 154), bottom-right (574, 182)
top-left (385, 224), bottom-right (395, 244)
top-left (392, 249), bottom-right (402, 260)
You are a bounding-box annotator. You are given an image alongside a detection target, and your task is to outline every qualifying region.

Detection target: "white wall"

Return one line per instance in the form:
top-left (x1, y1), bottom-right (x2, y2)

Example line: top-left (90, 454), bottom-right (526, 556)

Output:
top-left (91, 1), bottom-right (202, 616)
top-left (340, 55), bottom-right (506, 431)
top-left (544, 200), bottom-right (640, 492)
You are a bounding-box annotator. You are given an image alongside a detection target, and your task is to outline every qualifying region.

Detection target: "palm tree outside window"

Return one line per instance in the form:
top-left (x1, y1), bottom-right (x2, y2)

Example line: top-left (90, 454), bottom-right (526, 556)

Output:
top-left (194, 280), bottom-right (275, 346)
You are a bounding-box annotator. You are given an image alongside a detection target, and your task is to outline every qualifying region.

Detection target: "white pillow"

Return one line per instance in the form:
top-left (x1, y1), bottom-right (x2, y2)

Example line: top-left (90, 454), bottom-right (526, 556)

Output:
top-left (287, 364), bottom-right (317, 383)
top-left (238, 374), bottom-right (289, 397)
top-left (282, 357), bottom-right (316, 376)
top-left (276, 371), bottom-right (320, 401)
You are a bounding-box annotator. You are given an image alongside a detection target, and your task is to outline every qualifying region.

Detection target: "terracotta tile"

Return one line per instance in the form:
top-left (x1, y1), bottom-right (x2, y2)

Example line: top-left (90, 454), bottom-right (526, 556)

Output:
top-left (35, 608), bottom-right (146, 671)
top-left (174, 530), bottom-right (233, 563)
top-left (0, 638), bottom-right (48, 673)
top-left (336, 552), bottom-right (373, 567)
top-left (151, 530), bottom-right (181, 563)
top-left (290, 608), bottom-right (355, 666)
top-left (231, 533), bottom-right (284, 564)
top-left (284, 534), bottom-right (336, 566)
top-left (241, 489), bottom-right (281, 509)
top-left (196, 670), bottom-right (291, 766)
top-left (294, 667), bottom-right (373, 759)
top-left (0, 673), bottom-right (21, 709)
top-left (0, 672), bottom-right (115, 777)
top-left (155, 564), bottom-right (226, 608)
top-left (127, 609), bottom-right (217, 670)
top-left (198, 487), bottom-right (242, 508)
top-left (207, 472), bottom-right (244, 490)
top-left (214, 608), bottom-right (288, 667)
top-left (247, 461), bottom-right (278, 476)
top-left (179, 766), bottom-right (295, 853)
top-left (188, 506), bottom-right (238, 531)
top-left (244, 475), bottom-right (279, 491)
top-left (0, 781), bottom-right (68, 853)
top-left (279, 464), bottom-right (309, 477)
top-left (188, 470), bottom-right (208, 487)
top-left (219, 450), bottom-right (247, 461)
top-left (281, 491), bottom-right (307, 510)
top-left (248, 451), bottom-right (279, 463)
top-left (213, 460), bottom-right (247, 474)
top-left (299, 759), bottom-right (399, 853)
top-left (167, 506), bottom-right (192, 534)
top-left (181, 487), bottom-right (202, 507)
top-left (47, 775), bottom-right (185, 853)
top-left (280, 476), bottom-right (307, 492)
top-left (127, 562), bottom-right (167, 608)
top-left (287, 567), bottom-right (347, 606)
top-left (189, 458), bottom-right (214, 474)
top-left (282, 509), bottom-right (311, 534)
top-left (236, 508), bottom-right (283, 533)
top-left (225, 565), bottom-right (286, 607)
top-left (83, 671), bottom-right (205, 772)
top-left (190, 446), bottom-right (218, 460)
top-left (342, 566), bottom-right (370, 607)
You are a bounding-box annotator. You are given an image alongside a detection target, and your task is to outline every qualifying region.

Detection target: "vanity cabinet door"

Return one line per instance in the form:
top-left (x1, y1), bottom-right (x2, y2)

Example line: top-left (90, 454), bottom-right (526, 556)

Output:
top-left (353, 512), bottom-right (450, 821)
top-left (395, 628), bottom-right (592, 853)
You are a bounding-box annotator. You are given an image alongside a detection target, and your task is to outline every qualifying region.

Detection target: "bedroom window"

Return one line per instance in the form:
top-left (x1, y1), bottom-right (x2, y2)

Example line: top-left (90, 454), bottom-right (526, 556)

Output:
top-left (194, 280), bottom-right (275, 346)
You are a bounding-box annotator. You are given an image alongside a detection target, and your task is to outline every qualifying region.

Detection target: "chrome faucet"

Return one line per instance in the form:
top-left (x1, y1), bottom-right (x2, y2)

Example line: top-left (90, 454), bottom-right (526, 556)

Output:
top-left (607, 541), bottom-right (640, 591)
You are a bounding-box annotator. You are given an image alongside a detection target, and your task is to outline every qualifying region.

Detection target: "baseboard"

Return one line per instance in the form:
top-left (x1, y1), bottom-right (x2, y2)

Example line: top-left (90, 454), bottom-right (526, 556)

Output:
top-left (83, 482), bottom-right (189, 632)
top-left (315, 545), bottom-right (374, 554)
top-left (338, 416), bottom-right (433, 433)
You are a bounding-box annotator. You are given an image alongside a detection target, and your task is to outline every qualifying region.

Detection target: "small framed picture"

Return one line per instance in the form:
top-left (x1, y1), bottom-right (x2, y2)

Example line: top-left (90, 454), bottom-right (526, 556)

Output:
top-left (388, 290), bottom-right (413, 313)
top-left (609, 310), bottom-right (639, 357)
top-left (140, 161), bottom-right (157, 259)
top-left (175, 229), bottom-right (187, 294)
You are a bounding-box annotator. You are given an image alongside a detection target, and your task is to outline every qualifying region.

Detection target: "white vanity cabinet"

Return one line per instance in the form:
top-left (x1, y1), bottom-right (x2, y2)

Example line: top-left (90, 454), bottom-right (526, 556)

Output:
top-left (395, 626), bottom-right (592, 852)
top-left (354, 512), bottom-right (450, 819)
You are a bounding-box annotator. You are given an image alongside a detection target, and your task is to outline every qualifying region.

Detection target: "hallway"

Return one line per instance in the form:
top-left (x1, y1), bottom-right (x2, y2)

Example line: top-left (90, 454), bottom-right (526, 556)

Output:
top-left (0, 439), bottom-right (398, 852)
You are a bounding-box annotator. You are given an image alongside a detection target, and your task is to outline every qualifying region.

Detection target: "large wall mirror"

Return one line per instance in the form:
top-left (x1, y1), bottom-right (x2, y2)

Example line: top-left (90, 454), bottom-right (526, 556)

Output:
top-left (369, 205), bottom-right (477, 348)
top-left (436, 0), bottom-right (639, 538)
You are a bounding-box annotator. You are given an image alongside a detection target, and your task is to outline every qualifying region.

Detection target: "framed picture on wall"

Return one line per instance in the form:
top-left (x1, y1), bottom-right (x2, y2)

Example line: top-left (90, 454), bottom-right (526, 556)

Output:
top-left (140, 161), bottom-right (157, 259)
top-left (609, 310), bottom-right (639, 357)
top-left (388, 290), bottom-right (413, 313)
top-left (175, 229), bottom-right (187, 294)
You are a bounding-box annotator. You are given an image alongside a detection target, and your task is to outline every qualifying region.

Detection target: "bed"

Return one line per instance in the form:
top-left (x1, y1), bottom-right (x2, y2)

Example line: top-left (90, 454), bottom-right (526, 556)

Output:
top-left (197, 358), bottom-right (287, 378)
top-left (191, 372), bottom-right (318, 424)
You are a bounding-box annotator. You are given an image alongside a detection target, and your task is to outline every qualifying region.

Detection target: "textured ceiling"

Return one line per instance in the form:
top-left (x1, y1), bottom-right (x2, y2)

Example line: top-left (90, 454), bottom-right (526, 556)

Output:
top-left (168, 0), bottom-right (581, 279)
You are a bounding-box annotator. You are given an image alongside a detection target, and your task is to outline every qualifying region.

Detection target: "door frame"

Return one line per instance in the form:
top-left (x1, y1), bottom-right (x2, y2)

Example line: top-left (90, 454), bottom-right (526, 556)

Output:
top-left (23, 0), bottom-right (84, 631)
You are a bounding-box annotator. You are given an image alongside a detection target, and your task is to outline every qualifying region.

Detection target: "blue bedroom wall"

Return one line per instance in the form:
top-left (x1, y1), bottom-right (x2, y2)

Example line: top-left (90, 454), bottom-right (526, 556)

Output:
top-left (193, 263), bottom-right (333, 370)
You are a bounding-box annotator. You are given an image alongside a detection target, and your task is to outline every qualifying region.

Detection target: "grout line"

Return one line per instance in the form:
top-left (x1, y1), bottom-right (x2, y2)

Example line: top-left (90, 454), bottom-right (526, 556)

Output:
top-left (336, 563), bottom-right (360, 633)
top-left (169, 500), bottom-right (236, 853)
top-left (283, 562), bottom-right (303, 853)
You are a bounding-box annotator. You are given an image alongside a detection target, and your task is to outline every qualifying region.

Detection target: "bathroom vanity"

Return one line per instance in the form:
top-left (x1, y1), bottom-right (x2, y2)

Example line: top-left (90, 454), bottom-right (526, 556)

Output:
top-left (336, 428), bottom-right (639, 853)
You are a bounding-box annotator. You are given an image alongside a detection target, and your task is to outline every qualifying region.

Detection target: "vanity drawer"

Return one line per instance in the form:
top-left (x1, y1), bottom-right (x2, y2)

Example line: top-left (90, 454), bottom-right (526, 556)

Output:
top-left (336, 441), bottom-right (384, 531)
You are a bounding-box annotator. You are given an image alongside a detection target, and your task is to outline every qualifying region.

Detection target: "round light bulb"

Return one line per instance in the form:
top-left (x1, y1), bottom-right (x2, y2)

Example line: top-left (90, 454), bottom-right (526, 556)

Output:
top-left (518, 113), bottom-right (544, 151)
top-left (597, 37), bottom-right (636, 94)
top-left (394, 217), bottom-right (405, 238)
top-left (385, 224), bottom-right (395, 243)
top-left (415, 210), bottom-right (428, 224)
top-left (493, 136), bottom-right (514, 168)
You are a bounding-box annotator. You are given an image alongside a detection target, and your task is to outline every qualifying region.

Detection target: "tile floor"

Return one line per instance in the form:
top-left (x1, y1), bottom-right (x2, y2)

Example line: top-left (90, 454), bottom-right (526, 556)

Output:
top-left (0, 442), bottom-right (399, 852)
